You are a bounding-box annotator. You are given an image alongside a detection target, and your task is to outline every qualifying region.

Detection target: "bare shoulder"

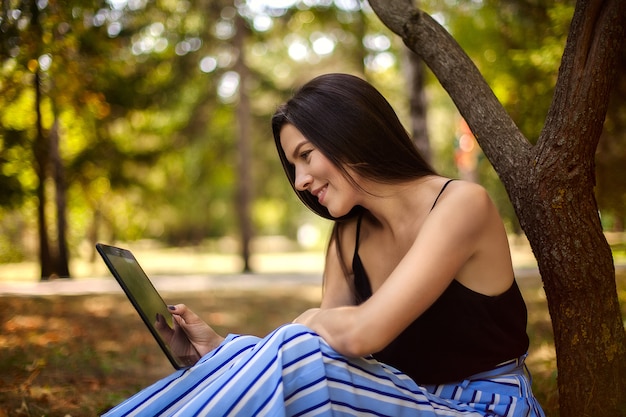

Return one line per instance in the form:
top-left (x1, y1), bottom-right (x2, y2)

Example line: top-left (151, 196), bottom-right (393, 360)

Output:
top-left (445, 179), bottom-right (492, 200)
top-left (430, 180), bottom-right (500, 235)
top-left (439, 180), bottom-right (495, 213)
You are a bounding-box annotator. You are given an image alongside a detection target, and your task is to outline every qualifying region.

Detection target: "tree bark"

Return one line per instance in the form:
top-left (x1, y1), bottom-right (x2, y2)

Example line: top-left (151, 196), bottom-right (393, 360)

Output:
top-left (369, 0), bottom-right (626, 415)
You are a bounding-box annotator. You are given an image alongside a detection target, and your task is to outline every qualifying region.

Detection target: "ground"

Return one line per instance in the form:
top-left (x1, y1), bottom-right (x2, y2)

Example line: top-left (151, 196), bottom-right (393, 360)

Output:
top-left (0, 286), bottom-right (321, 416)
top-left (0, 241), bottom-right (624, 416)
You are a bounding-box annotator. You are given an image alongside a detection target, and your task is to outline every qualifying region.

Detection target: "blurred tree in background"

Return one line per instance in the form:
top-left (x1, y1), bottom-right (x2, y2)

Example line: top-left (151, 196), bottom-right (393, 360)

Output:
top-left (0, 0), bottom-right (623, 278)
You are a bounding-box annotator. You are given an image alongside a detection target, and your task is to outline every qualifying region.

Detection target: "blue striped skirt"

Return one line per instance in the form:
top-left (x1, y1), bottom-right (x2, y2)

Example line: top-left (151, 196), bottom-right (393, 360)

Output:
top-left (103, 324), bottom-right (545, 416)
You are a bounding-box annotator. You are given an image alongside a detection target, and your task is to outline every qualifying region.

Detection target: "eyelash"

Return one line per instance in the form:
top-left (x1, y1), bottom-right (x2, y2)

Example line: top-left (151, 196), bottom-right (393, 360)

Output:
top-left (300, 150), bottom-right (312, 160)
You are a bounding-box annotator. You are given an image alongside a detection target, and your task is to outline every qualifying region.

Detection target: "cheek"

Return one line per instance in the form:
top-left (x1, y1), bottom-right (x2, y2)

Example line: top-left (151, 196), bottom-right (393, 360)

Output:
top-left (331, 169), bottom-right (355, 191)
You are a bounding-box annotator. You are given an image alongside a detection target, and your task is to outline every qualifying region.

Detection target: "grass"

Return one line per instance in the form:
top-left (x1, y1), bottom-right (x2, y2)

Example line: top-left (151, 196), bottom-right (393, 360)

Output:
top-left (0, 269), bottom-right (624, 416)
top-left (0, 285), bottom-right (322, 416)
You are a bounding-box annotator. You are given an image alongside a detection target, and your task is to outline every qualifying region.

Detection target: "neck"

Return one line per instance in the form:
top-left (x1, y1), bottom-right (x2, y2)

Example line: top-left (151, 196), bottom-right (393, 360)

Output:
top-left (357, 175), bottom-right (441, 237)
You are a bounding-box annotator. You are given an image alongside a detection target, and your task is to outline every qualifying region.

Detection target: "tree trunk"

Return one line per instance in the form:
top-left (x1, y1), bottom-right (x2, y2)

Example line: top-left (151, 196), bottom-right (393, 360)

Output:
top-left (29, 0), bottom-right (54, 280)
top-left (49, 118), bottom-right (70, 278)
top-left (368, 0), bottom-right (626, 415)
top-left (31, 1), bottom-right (69, 280)
top-left (403, 48), bottom-right (431, 165)
top-left (234, 13), bottom-right (253, 273)
top-left (33, 70), bottom-right (54, 280)
top-left (516, 153), bottom-right (625, 417)
top-left (519, 3), bottom-right (626, 413)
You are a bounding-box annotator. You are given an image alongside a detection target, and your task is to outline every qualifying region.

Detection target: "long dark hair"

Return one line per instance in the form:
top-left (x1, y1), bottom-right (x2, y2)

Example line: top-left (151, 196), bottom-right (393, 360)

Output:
top-left (272, 73), bottom-right (436, 220)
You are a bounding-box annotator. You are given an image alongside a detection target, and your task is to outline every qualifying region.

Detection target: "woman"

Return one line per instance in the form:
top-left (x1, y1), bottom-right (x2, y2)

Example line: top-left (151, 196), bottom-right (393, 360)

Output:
top-left (103, 73), bottom-right (545, 416)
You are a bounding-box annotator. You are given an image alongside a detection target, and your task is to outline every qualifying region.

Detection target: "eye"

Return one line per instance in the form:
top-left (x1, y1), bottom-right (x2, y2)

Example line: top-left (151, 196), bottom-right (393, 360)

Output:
top-left (300, 149), bottom-right (313, 161)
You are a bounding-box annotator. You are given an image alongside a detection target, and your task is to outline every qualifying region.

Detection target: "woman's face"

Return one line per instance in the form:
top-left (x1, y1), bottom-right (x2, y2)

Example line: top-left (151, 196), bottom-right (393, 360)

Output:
top-left (280, 124), bottom-right (359, 218)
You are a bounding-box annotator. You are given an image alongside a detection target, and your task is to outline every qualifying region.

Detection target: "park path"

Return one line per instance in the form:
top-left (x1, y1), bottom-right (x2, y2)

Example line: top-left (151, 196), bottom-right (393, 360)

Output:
top-left (0, 268), bottom-right (546, 297)
top-left (0, 242), bottom-right (543, 296)
top-left (0, 272), bottom-right (324, 296)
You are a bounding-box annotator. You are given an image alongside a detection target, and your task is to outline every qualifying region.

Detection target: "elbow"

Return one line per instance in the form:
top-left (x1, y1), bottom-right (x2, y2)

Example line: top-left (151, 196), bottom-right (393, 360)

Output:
top-left (338, 337), bottom-right (367, 358)
top-left (313, 306), bottom-right (389, 358)
top-left (333, 325), bottom-right (382, 358)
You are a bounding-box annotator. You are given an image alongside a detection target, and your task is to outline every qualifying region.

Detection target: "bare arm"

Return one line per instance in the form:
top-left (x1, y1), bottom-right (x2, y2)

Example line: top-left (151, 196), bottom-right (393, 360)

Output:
top-left (295, 184), bottom-right (503, 357)
top-left (319, 222), bottom-right (358, 309)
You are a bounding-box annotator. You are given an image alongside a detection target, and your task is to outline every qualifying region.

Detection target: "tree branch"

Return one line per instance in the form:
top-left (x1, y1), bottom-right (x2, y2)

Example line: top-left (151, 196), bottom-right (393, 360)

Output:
top-left (367, 0), bottom-right (414, 35)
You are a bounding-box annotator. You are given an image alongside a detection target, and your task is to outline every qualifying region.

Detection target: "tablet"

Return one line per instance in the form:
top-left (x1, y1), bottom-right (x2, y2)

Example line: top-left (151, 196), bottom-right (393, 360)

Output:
top-left (96, 243), bottom-right (197, 369)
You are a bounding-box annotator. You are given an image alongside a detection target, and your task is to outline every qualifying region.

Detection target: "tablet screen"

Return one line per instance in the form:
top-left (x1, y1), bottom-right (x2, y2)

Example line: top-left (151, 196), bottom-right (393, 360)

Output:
top-left (96, 243), bottom-right (197, 369)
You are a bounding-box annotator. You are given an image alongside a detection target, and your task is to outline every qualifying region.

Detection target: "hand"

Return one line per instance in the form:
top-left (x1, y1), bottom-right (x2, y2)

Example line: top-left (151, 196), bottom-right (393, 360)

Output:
top-left (155, 304), bottom-right (225, 362)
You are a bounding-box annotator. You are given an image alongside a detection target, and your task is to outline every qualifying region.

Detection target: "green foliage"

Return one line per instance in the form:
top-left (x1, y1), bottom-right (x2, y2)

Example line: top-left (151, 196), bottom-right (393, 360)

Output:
top-left (1, 0), bottom-right (406, 262)
top-left (1, 0), bottom-right (623, 267)
top-left (430, 0), bottom-right (574, 142)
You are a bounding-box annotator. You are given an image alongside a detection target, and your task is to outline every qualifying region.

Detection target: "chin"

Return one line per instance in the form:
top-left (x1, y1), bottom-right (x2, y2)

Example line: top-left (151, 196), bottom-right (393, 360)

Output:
top-left (326, 205), bottom-right (351, 218)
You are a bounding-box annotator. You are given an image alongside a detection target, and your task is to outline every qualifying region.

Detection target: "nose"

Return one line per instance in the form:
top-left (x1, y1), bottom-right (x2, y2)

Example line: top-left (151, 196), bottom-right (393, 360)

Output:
top-left (294, 168), bottom-right (312, 191)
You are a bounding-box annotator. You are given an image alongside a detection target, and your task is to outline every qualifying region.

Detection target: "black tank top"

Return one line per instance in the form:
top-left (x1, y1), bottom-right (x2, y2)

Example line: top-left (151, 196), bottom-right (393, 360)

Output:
top-left (351, 180), bottom-right (529, 384)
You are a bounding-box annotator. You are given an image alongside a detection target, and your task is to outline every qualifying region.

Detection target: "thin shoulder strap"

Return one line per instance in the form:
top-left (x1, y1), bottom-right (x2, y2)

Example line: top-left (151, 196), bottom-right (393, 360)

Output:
top-left (430, 179), bottom-right (455, 211)
top-left (354, 213), bottom-right (364, 255)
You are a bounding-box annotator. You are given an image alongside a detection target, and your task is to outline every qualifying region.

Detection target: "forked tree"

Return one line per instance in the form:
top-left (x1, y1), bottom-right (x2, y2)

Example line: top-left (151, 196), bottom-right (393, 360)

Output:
top-left (368, 0), bottom-right (626, 416)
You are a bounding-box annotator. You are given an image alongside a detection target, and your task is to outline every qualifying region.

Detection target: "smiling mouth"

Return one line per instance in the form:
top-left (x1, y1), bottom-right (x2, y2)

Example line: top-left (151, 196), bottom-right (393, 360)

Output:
top-left (312, 185), bottom-right (328, 202)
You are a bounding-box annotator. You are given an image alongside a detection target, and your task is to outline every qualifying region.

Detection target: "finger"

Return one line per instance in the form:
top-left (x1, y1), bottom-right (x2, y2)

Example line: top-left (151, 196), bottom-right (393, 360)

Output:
top-left (169, 304), bottom-right (202, 325)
